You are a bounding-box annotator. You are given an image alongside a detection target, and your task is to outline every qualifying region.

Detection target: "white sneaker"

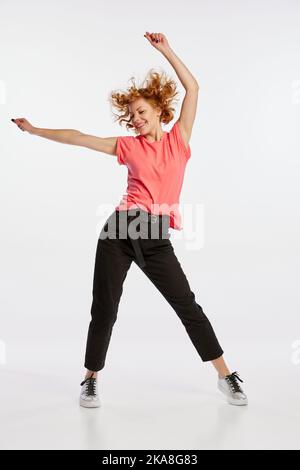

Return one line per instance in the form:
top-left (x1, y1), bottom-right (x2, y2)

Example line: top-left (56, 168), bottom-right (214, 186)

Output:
top-left (218, 371), bottom-right (248, 406)
top-left (79, 374), bottom-right (101, 408)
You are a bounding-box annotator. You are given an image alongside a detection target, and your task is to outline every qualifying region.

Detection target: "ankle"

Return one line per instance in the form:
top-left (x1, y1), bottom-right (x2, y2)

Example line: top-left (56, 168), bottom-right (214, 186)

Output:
top-left (85, 370), bottom-right (98, 379)
top-left (218, 372), bottom-right (230, 379)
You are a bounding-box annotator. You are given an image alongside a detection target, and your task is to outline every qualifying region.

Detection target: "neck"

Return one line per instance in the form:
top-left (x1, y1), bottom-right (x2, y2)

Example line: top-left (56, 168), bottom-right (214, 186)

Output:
top-left (144, 128), bottom-right (165, 142)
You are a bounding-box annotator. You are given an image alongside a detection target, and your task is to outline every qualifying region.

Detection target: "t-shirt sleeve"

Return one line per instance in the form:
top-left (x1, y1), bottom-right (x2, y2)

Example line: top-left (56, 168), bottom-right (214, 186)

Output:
top-left (116, 135), bottom-right (135, 165)
top-left (170, 120), bottom-right (191, 160)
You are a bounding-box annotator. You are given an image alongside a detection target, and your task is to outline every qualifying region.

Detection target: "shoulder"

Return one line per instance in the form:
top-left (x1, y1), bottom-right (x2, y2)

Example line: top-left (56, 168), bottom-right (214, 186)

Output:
top-left (116, 135), bottom-right (136, 165)
top-left (116, 135), bottom-right (136, 147)
top-left (169, 120), bottom-right (191, 160)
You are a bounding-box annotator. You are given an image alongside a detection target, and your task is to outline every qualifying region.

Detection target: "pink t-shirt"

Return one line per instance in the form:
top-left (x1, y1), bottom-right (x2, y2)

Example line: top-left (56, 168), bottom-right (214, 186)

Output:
top-left (115, 119), bottom-right (191, 230)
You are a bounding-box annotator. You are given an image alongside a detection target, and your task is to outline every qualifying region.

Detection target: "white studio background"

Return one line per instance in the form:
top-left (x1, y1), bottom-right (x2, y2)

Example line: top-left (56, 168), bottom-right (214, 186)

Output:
top-left (0, 0), bottom-right (300, 450)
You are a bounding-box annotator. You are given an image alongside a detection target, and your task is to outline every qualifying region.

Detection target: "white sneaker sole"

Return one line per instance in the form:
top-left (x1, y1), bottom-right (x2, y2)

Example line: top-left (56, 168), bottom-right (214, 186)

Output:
top-left (79, 398), bottom-right (101, 408)
top-left (218, 383), bottom-right (248, 406)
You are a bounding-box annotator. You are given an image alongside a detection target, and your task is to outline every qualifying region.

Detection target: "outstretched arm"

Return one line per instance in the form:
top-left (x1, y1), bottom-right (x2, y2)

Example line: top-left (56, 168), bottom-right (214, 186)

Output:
top-left (11, 118), bottom-right (118, 156)
top-left (144, 32), bottom-right (199, 146)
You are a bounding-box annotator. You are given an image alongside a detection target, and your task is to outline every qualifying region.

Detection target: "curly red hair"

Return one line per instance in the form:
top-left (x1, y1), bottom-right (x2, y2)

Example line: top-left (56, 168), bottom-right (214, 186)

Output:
top-left (108, 68), bottom-right (180, 134)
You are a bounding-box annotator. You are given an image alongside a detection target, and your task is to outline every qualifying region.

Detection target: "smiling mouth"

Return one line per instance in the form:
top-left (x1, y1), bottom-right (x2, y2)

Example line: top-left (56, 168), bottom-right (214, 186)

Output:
top-left (136, 123), bottom-right (147, 130)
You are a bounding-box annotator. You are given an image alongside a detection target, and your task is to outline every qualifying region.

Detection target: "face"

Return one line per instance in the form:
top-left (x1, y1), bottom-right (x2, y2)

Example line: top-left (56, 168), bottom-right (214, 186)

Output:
top-left (129, 98), bottom-right (161, 134)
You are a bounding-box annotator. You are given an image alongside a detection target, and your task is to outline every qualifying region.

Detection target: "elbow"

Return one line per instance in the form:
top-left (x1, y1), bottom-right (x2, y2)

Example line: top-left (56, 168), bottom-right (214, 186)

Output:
top-left (185, 82), bottom-right (200, 92)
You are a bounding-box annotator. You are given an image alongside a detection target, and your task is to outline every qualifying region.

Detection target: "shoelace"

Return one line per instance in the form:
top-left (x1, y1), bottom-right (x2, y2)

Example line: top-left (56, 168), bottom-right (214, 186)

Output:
top-left (225, 371), bottom-right (244, 394)
top-left (80, 376), bottom-right (97, 396)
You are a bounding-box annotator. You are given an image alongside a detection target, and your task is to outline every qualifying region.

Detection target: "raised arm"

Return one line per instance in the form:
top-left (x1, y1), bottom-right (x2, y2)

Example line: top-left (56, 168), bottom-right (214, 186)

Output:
top-left (144, 32), bottom-right (199, 147)
top-left (11, 117), bottom-right (118, 156)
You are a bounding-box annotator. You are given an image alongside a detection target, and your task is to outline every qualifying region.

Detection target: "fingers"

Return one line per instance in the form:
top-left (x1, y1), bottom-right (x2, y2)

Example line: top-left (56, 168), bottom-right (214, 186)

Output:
top-left (11, 118), bottom-right (26, 131)
top-left (11, 118), bottom-right (23, 124)
top-left (145, 31), bottom-right (162, 43)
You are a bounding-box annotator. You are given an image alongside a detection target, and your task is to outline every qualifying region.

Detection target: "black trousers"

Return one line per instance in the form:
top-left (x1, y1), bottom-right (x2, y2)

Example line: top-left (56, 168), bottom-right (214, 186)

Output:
top-left (84, 209), bottom-right (224, 371)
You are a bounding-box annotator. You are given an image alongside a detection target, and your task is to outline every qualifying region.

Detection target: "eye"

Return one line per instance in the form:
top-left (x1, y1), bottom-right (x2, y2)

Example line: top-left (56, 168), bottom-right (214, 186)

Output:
top-left (130, 110), bottom-right (145, 120)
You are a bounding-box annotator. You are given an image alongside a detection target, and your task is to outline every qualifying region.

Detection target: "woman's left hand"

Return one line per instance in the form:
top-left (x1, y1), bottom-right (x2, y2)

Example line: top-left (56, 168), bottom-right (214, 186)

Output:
top-left (144, 31), bottom-right (171, 52)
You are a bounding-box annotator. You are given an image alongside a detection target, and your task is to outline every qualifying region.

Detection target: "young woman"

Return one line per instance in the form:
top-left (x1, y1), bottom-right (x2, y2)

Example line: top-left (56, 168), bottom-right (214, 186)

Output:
top-left (11, 31), bottom-right (248, 408)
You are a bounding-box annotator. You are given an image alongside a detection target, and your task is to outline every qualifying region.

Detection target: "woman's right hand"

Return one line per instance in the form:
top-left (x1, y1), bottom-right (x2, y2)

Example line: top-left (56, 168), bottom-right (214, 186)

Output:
top-left (11, 117), bottom-right (35, 134)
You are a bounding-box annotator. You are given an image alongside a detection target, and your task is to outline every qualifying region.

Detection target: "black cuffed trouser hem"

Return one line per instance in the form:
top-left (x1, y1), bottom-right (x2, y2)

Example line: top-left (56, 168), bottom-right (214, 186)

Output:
top-left (84, 348), bottom-right (225, 372)
top-left (84, 363), bottom-right (104, 372)
top-left (201, 348), bottom-right (224, 362)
